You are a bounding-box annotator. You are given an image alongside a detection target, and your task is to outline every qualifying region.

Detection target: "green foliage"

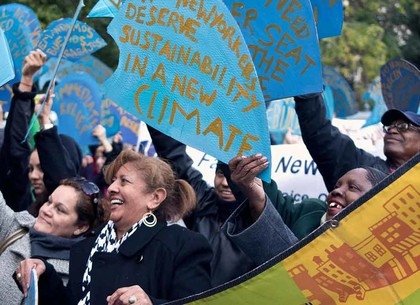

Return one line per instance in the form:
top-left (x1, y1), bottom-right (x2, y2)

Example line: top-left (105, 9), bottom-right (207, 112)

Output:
top-left (321, 0), bottom-right (419, 107)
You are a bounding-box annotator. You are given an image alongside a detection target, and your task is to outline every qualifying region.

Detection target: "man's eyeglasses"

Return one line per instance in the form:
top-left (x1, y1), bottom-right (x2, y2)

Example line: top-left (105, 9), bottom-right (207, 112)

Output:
top-left (383, 122), bottom-right (419, 133)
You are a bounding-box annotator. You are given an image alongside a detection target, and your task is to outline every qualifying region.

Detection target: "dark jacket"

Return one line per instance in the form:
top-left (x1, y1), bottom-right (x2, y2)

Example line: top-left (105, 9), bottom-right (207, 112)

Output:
top-left (148, 127), bottom-right (317, 286)
top-left (38, 220), bottom-right (212, 305)
top-left (0, 83), bottom-right (82, 213)
top-left (295, 93), bottom-right (391, 192)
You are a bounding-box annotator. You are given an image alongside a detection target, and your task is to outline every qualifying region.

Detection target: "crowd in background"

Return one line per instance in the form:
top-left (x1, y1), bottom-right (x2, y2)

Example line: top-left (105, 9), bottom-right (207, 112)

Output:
top-left (0, 49), bottom-right (419, 305)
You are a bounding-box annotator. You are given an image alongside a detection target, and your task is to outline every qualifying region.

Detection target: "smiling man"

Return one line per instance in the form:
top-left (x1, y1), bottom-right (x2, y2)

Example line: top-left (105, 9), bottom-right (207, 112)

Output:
top-left (294, 93), bottom-right (420, 192)
top-left (381, 109), bottom-right (420, 169)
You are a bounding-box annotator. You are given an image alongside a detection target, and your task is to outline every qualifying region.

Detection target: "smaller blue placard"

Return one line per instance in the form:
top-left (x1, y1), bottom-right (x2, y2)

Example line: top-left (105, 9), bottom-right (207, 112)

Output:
top-left (37, 19), bottom-right (106, 62)
top-left (53, 73), bottom-right (102, 147)
top-left (380, 58), bottom-right (420, 112)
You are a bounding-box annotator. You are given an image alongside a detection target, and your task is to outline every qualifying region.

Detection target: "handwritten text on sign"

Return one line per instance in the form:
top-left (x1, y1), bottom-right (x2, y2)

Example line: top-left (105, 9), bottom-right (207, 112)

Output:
top-left (101, 98), bottom-right (141, 145)
top-left (37, 19), bottom-right (106, 62)
top-left (104, 0), bottom-right (272, 181)
top-left (380, 58), bottom-right (420, 113)
top-left (53, 73), bottom-right (102, 146)
top-left (223, 0), bottom-right (322, 101)
top-left (0, 4), bottom-right (40, 111)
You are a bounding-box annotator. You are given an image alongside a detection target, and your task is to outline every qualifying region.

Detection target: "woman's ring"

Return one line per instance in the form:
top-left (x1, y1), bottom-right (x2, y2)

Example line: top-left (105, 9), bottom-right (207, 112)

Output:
top-left (16, 272), bottom-right (22, 280)
top-left (128, 295), bottom-right (137, 304)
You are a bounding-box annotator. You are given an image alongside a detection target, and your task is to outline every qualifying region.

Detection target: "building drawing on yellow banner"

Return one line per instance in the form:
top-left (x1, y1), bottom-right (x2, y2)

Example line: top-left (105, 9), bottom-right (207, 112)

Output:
top-left (288, 185), bottom-right (419, 304)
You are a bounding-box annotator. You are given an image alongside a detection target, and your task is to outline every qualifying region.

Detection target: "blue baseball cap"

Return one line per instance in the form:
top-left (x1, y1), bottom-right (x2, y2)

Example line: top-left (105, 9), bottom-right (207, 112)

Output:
top-left (381, 109), bottom-right (420, 127)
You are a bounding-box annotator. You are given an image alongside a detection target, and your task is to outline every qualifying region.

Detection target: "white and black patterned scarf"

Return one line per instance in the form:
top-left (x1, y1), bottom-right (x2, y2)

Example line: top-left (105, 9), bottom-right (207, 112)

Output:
top-left (77, 220), bottom-right (143, 305)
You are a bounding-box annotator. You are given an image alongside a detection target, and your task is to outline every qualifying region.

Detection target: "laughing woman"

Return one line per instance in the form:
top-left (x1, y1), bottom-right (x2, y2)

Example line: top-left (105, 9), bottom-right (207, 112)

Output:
top-left (17, 150), bottom-right (212, 305)
top-left (1, 178), bottom-right (106, 305)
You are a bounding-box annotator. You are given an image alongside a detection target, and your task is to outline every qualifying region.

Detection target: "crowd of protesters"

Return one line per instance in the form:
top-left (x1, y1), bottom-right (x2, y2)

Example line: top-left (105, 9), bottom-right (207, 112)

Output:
top-left (0, 48), bottom-right (419, 305)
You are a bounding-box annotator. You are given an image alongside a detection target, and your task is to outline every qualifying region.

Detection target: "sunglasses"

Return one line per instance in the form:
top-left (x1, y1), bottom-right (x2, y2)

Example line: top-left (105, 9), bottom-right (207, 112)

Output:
top-left (383, 122), bottom-right (419, 133)
top-left (69, 177), bottom-right (100, 208)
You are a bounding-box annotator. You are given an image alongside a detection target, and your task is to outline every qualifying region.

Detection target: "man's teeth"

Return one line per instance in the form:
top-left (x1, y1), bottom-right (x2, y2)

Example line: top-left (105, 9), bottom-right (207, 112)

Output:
top-left (111, 199), bottom-right (124, 205)
top-left (329, 202), bottom-right (343, 209)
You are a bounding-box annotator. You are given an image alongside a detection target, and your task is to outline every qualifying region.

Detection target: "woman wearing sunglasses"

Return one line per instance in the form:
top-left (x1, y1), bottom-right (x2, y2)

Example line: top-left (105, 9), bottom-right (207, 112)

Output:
top-left (1, 177), bottom-right (107, 305)
top-left (17, 150), bottom-right (212, 305)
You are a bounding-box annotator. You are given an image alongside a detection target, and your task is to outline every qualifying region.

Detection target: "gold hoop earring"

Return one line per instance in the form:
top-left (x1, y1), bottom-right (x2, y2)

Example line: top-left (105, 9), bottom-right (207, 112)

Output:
top-left (142, 211), bottom-right (157, 227)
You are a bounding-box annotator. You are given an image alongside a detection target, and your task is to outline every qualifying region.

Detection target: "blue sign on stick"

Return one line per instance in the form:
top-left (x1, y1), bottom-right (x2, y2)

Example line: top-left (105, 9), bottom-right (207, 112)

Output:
top-left (37, 18), bottom-right (107, 62)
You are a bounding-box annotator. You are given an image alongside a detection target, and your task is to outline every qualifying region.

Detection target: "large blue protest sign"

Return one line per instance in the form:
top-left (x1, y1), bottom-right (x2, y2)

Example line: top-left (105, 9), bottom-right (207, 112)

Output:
top-left (363, 78), bottom-right (387, 127)
top-left (323, 66), bottom-right (358, 118)
top-left (310, 0), bottom-right (343, 39)
top-left (266, 98), bottom-right (300, 144)
top-left (104, 0), bottom-right (272, 181)
top-left (37, 18), bottom-right (107, 62)
top-left (88, 0), bottom-right (122, 18)
top-left (53, 73), bottom-right (102, 147)
top-left (380, 58), bottom-right (420, 113)
top-left (223, 0), bottom-right (322, 101)
top-left (38, 56), bottom-right (113, 89)
top-left (0, 28), bottom-right (14, 87)
top-left (0, 3), bottom-right (41, 111)
top-left (101, 97), bottom-right (141, 145)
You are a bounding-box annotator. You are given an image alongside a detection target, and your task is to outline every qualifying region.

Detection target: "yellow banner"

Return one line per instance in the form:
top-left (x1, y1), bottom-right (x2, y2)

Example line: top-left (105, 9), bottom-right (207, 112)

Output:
top-left (168, 155), bottom-right (420, 305)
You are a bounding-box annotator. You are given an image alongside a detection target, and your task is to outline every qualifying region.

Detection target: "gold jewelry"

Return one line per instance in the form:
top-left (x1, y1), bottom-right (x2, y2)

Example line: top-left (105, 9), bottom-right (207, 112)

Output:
top-left (128, 295), bottom-right (137, 304)
top-left (16, 272), bottom-right (22, 280)
top-left (142, 211), bottom-right (157, 227)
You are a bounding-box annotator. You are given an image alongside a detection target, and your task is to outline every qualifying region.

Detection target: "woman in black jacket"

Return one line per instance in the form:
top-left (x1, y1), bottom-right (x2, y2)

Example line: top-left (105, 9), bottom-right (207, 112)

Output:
top-left (17, 150), bottom-right (212, 305)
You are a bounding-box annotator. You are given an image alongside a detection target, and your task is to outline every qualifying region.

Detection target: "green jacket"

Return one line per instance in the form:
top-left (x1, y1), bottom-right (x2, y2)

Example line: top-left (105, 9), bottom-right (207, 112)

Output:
top-left (263, 180), bottom-right (327, 239)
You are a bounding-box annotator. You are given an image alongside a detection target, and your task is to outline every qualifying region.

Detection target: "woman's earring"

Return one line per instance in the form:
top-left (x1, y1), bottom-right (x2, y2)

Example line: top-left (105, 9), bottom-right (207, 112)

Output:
top-left (142, 211), bottom-right (157, 227)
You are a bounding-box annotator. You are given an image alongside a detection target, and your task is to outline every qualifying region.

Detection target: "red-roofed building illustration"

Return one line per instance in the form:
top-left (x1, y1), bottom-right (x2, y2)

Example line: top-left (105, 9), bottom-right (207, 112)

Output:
top-left (288, 185), bottom-right (419, 303)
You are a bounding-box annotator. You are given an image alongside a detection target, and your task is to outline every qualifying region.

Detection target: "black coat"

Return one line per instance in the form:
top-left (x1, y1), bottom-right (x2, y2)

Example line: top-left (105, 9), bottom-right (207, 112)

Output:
top-left (0, 83), bottom-right (82, 213)
top-left (38, 220), bottom-right (212, 305)
top-left (148, 126), bottom-right (256, 286)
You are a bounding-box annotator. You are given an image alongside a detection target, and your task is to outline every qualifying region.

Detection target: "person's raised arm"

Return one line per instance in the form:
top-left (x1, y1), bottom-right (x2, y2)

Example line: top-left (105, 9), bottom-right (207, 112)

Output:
top-left (294, 93), bottom-right (384, 191)
top-left (34, 84), bottom-right (83, 198)
top-left (0, 50), bottom-right (47, 211)
top-left (225, 154), bottom-right (298, 265)
top-left (228, 154), bottom-right (268, 221)
top-left (92, 124), bottom-right (113, 154)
